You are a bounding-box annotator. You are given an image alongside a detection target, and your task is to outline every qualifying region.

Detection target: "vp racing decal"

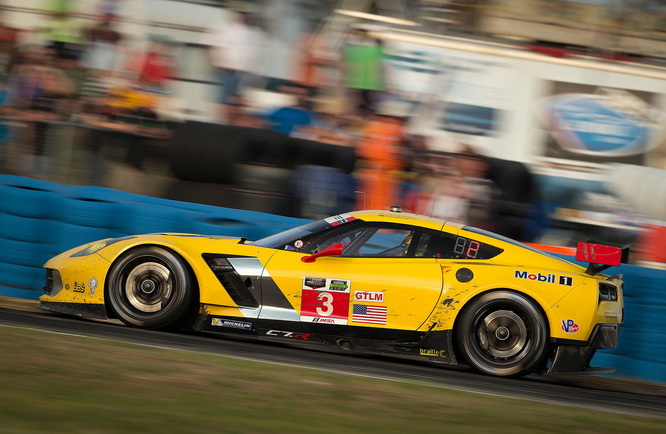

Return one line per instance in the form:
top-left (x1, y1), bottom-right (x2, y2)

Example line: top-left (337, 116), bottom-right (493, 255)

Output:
top-left (561, 319), bottom-right (580, 333)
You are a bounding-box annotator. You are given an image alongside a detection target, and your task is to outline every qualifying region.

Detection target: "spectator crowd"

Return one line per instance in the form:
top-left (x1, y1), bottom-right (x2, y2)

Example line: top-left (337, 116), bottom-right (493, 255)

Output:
top-left (198, 7), bottom-right (506, 233)
top-left (0, 1), bottom-right (512, 241)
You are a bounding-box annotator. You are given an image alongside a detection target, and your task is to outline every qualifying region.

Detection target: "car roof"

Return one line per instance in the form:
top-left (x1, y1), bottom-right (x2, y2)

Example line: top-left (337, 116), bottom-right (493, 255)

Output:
top-left (347, 209), bottom-right (461, 232)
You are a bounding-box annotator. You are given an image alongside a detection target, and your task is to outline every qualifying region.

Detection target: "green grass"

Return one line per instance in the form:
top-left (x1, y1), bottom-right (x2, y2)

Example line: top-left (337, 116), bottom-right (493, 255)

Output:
top-left (0, 326), bottom-right (663, 433)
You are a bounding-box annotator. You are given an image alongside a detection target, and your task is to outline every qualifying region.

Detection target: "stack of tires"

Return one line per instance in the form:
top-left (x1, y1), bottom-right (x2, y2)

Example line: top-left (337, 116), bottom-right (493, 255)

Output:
top-left (0, 177), bottom-right (67, 299)
top-left (166, 121), bottom-right (356, 217)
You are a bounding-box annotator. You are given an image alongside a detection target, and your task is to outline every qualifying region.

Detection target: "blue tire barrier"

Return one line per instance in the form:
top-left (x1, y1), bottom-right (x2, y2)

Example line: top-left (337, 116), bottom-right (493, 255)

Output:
top-left (0, 181), bottom-right (66, 219)
top-left (61, 185), bottom-right (139, 230)
top-left (632, 332), bottom-right (666, 365)
top-left (185, 213), bottom-right (261, 239)
top-left (61, 196), bottom-right (132, 230)
top-left (628, 303), bottom-right (666, 331)
top-left (0, 261), bottom-right (44, 293)
top-left (50, 222), bottom-right (123, 253)
top-left (120, 204), bottom-right (203, 235)
top-left (0, 214), bottom-right (54, 243)
top-left (628, 359), bottom-right (666, 384)
top-left (0, 238), bottom-right (52, 267)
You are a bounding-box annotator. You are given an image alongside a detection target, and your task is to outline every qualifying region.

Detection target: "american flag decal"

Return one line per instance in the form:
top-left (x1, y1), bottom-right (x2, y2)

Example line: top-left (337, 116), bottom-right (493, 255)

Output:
top-left (352, 304), bottom-right (387, 325)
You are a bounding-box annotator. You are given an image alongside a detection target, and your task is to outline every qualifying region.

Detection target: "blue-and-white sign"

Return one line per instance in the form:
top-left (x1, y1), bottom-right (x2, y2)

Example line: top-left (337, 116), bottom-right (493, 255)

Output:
top-left (536, 90), bottom-right (663, 157)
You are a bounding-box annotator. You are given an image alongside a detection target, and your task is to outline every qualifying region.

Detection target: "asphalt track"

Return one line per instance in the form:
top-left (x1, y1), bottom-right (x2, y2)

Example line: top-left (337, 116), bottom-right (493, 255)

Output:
top-left (1, 298), bottom-right (665, 419)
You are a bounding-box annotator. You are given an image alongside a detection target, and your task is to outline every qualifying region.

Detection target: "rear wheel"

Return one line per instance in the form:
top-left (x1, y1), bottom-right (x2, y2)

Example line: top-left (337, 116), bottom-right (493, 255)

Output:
top-left (456, 291), bottom-right (549, 377)
top-left (107, 246), bottom-right (195, 330)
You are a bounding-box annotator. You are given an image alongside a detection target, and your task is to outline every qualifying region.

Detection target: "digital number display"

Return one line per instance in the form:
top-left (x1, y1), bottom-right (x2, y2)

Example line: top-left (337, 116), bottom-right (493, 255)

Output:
top-left (454, 237), bottom-right (482, 259)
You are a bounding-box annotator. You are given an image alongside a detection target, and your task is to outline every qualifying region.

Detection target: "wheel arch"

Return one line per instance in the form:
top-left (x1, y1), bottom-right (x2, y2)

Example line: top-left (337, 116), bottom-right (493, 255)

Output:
top-left (451, 287), bottom-right (552, 375)
top-left (452, 287), bottom-right (551, 336)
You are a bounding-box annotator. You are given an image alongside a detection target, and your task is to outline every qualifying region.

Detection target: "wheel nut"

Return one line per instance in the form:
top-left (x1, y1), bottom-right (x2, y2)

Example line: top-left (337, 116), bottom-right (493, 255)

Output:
top-left (141, 280), bottom-right (156, 294)
top-left (496, 326), bottom-right (510, 340)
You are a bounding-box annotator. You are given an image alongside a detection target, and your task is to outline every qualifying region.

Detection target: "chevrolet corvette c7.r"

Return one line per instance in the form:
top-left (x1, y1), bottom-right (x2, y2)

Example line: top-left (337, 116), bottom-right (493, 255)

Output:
top-left (39, 209), bottom-right (628, 378)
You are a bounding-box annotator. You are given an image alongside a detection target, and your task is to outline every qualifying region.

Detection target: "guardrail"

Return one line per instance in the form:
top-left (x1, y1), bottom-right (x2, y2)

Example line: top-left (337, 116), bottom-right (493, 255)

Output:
top-left (0, 174), bottom-right (663, 384)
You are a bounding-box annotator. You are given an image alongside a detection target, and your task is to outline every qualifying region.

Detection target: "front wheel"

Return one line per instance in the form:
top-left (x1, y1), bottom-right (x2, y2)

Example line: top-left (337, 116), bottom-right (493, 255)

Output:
top-left (107, 246), bottom-right (196, 330)
top-left (456, 291), bottom-right (549, 377)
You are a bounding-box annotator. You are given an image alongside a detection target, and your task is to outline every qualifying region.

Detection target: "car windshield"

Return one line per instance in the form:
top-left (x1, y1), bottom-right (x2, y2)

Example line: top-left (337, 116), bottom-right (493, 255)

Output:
top-left (252, 219), bottom-right (332, 249)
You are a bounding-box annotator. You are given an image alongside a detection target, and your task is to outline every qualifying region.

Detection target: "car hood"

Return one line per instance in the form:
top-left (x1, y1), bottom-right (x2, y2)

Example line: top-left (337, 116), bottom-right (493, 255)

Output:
top-left (153, 233), bottom-right (248, 242)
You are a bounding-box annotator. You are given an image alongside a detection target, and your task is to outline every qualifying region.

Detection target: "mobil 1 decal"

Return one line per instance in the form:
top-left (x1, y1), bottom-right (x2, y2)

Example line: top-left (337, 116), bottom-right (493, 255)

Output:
top-left (300, 277), bottom-right (351, 325)
top-left (514, 270), bottom-right (573, 286)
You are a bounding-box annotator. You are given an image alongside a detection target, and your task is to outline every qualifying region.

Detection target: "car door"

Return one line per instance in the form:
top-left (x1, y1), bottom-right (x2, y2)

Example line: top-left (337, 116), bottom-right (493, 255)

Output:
top-left (259, 222), bottom-right (444, 340)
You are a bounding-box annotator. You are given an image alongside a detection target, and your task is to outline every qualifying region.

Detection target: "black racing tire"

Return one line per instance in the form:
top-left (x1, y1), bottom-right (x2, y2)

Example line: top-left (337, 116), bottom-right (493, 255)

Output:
top-left (456, 291), bottom-right (549, 377)
top-left (107, 246), bottom-right (196, 330)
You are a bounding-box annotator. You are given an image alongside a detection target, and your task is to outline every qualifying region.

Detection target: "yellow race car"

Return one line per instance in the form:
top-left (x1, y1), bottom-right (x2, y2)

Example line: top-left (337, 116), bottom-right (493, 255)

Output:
top-left (39, 208), bottom-right (627, 378)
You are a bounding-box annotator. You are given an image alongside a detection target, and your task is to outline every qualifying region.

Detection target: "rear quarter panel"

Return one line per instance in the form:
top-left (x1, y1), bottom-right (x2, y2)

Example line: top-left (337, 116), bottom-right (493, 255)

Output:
top-left (428, 229), bottom-right (598, 342)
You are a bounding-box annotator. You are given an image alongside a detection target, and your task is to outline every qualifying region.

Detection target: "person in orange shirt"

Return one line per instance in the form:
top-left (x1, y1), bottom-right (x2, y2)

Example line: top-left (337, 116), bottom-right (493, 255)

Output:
top-left (292, 31), bottom-right (335, 100)
top-left (355, 101), bottom-right (409, 210)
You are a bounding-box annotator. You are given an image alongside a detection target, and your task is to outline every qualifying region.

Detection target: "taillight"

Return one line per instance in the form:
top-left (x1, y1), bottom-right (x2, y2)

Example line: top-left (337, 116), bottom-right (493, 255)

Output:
top-left (598, 282), bottom-right (618, 303)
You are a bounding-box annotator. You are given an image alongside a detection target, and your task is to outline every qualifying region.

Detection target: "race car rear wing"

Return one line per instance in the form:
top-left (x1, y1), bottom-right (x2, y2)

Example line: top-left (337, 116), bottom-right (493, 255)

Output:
top-left (575, 241), bottom-right (630, 276)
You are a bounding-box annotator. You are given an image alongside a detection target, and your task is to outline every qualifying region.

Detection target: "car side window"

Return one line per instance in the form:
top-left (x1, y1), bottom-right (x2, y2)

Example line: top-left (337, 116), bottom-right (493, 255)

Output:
top-left (299, 222), bottom-right (419, 258)
top-left (414, 232), bottom-right (433, 257)
top-left (424, 232), bottom-right (458, 259)
top-left (298, 222), bottom-right (366, 254)
top-left (340, 223), bottom-right (433, 258)
top-left (296, 222), bottom-right (502, 259)
top-left (355, 228), bottom-right (415, 257)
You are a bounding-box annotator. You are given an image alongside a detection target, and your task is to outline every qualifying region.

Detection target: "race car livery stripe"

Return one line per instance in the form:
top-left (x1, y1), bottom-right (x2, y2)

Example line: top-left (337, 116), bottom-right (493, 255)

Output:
top-left (228, 257), bottom-right (264, 277)
top-left (238, 307), bottom-right (260, 318)
top-left (258, 272), bottom-right (300, 321)
top-left (204, 253), bottom-right (299, 320)
top-left (258, 306), bottom-right (300, 321)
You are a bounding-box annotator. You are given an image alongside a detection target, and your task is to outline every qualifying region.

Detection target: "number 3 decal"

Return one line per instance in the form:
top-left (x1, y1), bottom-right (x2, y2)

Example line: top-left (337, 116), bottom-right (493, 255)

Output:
top-left (316, 292), bottom-right (334, 316)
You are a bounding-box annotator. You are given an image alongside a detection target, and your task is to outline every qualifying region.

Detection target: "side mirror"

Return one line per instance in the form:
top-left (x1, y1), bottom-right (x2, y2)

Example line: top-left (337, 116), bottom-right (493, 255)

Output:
top-left (301, 243), bottom-right (344, 263)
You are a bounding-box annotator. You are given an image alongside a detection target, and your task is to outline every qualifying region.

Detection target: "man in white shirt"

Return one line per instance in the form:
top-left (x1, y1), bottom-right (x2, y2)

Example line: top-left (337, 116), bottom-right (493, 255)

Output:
top-left (204, 9), bottom-right (261, 123)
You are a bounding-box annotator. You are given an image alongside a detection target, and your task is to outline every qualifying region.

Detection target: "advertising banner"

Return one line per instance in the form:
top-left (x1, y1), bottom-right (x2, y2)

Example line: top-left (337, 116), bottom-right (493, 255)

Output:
top-left (535, 82), bottom-right (666, 165)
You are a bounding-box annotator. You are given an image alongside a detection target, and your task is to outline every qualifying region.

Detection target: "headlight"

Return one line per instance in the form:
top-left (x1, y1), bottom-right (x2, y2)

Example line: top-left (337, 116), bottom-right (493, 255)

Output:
top-left (44, 268), bottom-right (62, 296)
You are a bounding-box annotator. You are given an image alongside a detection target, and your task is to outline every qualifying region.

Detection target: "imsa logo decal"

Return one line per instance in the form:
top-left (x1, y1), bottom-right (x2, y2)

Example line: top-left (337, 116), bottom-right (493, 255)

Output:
top-left (515, 270), bottom-right (573, 286)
